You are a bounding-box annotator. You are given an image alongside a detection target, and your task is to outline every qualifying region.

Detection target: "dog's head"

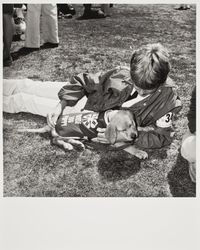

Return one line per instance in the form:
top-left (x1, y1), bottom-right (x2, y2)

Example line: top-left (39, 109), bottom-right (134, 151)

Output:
top-left (105, 110), bottom-right (138, 144)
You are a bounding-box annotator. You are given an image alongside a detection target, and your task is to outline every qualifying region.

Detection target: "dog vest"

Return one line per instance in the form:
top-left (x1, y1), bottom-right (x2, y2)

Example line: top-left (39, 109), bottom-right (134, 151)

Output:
top-left (55, 111), bottom-right (107, 139)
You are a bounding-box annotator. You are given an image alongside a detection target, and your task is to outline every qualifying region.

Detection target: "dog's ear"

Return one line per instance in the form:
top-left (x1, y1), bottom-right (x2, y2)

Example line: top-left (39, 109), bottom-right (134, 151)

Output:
top-left (105, 124), bottom-right (117, 144)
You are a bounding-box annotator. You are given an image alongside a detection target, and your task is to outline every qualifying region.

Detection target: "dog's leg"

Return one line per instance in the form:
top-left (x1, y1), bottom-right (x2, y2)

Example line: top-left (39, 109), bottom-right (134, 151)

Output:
top-left (52, 138), bottom-right (74, 151)
top-left (67, 139), bottom-right (85, 150)
top-left (111, 142), bottom-right (148, 159)
top-left (124, 145), bottom-right (148, 159)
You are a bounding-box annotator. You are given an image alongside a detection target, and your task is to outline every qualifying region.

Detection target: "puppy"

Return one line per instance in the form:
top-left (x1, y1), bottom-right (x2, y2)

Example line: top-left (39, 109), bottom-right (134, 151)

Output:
top-left (104, 110), bottom-right (148, 159)
top-left (18, 109), bottom-right (148, 159)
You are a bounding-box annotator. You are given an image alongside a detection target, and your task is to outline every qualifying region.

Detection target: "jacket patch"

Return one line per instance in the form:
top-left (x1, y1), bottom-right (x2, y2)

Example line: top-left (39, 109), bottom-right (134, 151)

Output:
top-left (156, 112), bottom-right (173, 128)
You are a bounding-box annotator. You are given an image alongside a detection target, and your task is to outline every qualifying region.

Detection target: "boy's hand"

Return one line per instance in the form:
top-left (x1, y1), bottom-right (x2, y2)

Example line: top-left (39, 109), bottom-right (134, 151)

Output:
top-left (47, 112), bottom-right (59, 129)
top-left (91, 128), bottom-right (110, 144)
top-left (47, 102), bottom-right (62, 129)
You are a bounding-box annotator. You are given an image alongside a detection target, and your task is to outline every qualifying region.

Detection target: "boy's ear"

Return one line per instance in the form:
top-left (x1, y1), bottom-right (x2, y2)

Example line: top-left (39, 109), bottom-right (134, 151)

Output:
top-left (105, 124), bottom-right (117, 144)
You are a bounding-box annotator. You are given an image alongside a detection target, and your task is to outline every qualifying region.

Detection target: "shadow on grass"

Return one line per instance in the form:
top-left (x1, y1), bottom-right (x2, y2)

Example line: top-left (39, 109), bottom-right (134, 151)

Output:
top-left (167, 151), bottom-right (196, 197)
top-left (97, 150), bottom-right (141, 181)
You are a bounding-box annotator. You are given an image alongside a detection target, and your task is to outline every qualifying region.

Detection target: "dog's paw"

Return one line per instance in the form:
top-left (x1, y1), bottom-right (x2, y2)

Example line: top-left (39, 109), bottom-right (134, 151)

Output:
top-left (63, 142), bottom-right (74, 151)
top-left (77, 143), bottom-right (85, 150)
top-left (68, 139), bottom-right (85, 150)
top-left (135, 150), bottom-right (148, 159)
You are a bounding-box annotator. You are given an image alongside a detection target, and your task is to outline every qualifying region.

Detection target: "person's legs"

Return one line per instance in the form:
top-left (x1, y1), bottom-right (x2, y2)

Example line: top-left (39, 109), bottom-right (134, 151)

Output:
top-left (3, 12), bottom-right (14, 66)
top-left (83, 4), bottom-right (92, 14)
top-left (3, 79), bottom-right (66, 100)
top-left (41, 4), bottom-right (59, 45)
top-left (25, 4), bottom-right (41, 48)
top-left (78, 4), bottom-right (105, 19)
top-left (3, 79), bottom-right (87, 116)
top-left (100, 4), bottom-right (111, 16)
top-left (3, 93), bottom-right (59, 117)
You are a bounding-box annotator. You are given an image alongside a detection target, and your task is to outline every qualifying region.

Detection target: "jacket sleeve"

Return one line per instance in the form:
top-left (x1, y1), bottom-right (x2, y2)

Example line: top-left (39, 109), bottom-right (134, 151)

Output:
top-left (57, 71), bottom-right (103, 106)
top-left (134, 127), bottom-right (173, 149)
top-left (57, 67), bottom-right (125, 106)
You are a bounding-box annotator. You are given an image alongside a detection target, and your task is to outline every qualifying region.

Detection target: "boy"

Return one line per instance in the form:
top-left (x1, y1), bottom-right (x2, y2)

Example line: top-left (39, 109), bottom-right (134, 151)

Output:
top-left (48, 43), bottom-right (182, 150)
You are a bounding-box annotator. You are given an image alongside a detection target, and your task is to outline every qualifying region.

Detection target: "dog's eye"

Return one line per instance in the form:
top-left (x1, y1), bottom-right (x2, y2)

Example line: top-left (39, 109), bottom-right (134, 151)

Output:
top-left (117, 128), bottom-right (126, 132)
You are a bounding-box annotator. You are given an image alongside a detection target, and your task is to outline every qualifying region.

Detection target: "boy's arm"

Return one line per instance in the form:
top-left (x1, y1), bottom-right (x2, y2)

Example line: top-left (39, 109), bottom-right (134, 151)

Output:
top-left (58, 67), bottom-right (121, 105)
top-left (134, 127), bottom-right (173, 149)
top-left (134, 112), bottom-right (174, 149)
top-left (92, 113), bottom-right (174, 148)
top-left (58, 67), bottom-right (129, 103)
top-left (48, 67), bottom-right (123, 128)
top-left (47, 71), bottom-right (105, 128)
top-left (47, 100), bottom-right (67, 128)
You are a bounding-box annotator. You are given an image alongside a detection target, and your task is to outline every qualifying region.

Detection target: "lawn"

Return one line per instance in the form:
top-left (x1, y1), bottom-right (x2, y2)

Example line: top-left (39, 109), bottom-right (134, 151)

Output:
top-left (3, 4), bottom-right (196, 197)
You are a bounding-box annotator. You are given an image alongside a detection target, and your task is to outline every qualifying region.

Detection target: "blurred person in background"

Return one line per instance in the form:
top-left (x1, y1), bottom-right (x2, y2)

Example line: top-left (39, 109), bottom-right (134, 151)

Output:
top-left (57, 4), bottom-right (76, 19)
top-left (3, 4), bottom-right (25, 67)
top-left (20, 3), bottom-right (59, 55)
top-left (3, 4), bottom-right (15, 67)
top-left (175, 4), bottom-right (190, 10)
top-left (181, 86), bottom-right (196, 182)
top-left (13, 4), bottom-right (26, 41)
top-left (78, 4), bottom-right (112, 19)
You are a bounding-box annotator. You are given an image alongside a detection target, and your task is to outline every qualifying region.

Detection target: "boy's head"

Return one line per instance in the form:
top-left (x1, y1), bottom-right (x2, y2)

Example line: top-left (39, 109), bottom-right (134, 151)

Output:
top-left (130, 43), bottom-right (170, 92)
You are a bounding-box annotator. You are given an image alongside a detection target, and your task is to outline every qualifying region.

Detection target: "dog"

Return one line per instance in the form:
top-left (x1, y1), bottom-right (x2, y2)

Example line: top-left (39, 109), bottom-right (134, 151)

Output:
top-left (18, 109), bottom-right (148, 159)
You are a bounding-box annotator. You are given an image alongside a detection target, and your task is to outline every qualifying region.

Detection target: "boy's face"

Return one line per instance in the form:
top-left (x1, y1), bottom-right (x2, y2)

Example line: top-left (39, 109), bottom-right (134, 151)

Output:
top-left (133, 84), bottom-right (157, 97)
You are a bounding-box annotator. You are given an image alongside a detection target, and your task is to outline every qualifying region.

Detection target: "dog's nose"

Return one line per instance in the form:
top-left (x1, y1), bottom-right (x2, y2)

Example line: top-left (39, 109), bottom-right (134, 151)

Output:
top-left (131, 133), bottom-right (137, 141)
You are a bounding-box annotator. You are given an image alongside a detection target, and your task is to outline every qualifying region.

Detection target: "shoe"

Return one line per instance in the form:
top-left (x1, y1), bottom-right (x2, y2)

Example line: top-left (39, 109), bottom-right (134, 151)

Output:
top-left (175, 5), bottom-right (191, 10)
top-left (3, 57), bottom-right (13, 67)
top-left (77, 9), bottom-right (106, 20)
top-left (65, 5), bottom-right (76, 15)
top-left (57, 4), bottom-right (76, 16)
top-left (16, 47), bottom-right (39, 56)
top-left (63, 13), bottom-right (73, 19)
top-left (40, 42), bottom-right (59, 49)
top-left (58, 11), bottom-right (73, 19)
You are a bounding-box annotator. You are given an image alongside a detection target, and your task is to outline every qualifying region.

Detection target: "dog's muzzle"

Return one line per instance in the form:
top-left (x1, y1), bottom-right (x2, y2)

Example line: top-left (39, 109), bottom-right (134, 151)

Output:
top-left (131, 132), bottom-right (137, 141)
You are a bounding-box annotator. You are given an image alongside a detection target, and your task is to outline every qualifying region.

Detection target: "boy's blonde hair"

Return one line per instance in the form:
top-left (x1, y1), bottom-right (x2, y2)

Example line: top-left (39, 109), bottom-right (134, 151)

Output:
top-left (130, 43), bottom-right (170, 90)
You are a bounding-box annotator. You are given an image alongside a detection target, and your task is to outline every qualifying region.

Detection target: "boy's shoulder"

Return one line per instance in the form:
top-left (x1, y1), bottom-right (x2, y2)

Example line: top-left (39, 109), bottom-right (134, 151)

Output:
top-left (162, 77), bottom-right (177, 90)
top-left (103, 66), bottom-right (130, 79)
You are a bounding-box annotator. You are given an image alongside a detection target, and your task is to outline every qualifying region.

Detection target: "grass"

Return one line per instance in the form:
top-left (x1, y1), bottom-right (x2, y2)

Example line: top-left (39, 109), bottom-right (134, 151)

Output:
top-left (3, 4), bottom-right (196, 197)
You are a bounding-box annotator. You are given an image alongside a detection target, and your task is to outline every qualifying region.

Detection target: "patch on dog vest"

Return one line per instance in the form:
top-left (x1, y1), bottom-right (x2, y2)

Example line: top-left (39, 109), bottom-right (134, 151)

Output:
top-left (82, 113), bottom-right (99, 129)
